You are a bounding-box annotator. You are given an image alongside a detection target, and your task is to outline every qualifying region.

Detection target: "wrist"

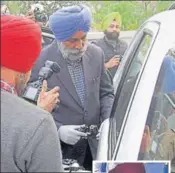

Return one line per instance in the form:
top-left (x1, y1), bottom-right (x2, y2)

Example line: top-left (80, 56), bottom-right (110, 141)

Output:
top-left (105, 63), bottom-right (110, 69)
top-left (37, 103), bottom-right (49, 112)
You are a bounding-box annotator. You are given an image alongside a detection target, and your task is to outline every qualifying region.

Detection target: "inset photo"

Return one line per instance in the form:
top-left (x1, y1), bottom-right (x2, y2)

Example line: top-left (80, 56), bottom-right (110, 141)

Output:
top-left (93, 161), bottom-right (170, 173)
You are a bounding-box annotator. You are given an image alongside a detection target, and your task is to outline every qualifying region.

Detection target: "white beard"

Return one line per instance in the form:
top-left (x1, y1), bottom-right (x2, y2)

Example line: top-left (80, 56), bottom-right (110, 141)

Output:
top-left (58, 42), bottom-right (87, 61)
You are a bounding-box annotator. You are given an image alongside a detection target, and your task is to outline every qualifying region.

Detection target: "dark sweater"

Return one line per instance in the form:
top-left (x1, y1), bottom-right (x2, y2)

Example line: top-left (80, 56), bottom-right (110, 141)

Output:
top-left (93, 37), bottom-right (128, 77)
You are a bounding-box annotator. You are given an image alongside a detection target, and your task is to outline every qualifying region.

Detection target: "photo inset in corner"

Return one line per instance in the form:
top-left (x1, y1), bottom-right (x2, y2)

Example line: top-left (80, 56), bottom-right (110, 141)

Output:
top-left (93, 161), bottom-right (170, 173)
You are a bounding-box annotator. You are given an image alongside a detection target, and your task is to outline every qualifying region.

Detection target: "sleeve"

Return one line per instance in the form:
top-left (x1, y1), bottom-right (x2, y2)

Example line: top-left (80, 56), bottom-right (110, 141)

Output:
top-left (99, 49), bottom-right (115, 122)
top-left (19, 114), bottom-right (64, 172)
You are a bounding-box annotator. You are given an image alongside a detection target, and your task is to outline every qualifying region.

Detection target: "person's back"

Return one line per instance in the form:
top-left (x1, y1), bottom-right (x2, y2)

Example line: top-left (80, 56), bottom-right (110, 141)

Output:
top-left (1, 90), bottom-right (63, 172)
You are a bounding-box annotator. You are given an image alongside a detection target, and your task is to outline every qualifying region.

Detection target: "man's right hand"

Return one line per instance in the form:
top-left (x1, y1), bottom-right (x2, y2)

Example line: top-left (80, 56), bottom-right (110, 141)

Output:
top-left (105, 55), bottom-right (120, 69)
top-left (58, 125), bottom-right (87, 145)
top-left (37, 80), bottom-right (60, 113)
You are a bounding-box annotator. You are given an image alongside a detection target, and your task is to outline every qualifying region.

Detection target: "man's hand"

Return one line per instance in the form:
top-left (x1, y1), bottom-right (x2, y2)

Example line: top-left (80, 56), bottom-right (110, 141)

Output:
top-left (105, 55), bottom-right (120, 69)
top-left (37, 80), bottom-right (60, 113)
top-left (140, 125), bottom-right (152, 153)
top-left (58, 125), bottom-right (87, 145)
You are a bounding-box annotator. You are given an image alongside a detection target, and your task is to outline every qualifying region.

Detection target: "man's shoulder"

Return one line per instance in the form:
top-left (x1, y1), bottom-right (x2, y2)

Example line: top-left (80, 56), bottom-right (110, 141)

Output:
top-left (1, 90), bottom-right (52, 127)
top-left (42, 40), bottom-right (58, 53)
top-left (91, 38), bottom-right (105, 47)
top-left (87, 41), bottom-right (103, 54)
top-left (38, 40), bottom-right (62, 63)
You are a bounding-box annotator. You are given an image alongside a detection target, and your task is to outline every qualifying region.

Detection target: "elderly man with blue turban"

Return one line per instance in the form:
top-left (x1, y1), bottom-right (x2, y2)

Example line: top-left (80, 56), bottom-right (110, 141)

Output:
top-left (93, 12), bottom-right (128, 79)
top-left (29, 5), bottom-right (114, 170)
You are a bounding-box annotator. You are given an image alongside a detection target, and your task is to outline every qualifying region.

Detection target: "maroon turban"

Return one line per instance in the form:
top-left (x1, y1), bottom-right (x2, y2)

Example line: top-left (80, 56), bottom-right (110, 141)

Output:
top-left (1, 15), bottom-right (42, 73)
top-left (109, 163), bottom-right (146, 173)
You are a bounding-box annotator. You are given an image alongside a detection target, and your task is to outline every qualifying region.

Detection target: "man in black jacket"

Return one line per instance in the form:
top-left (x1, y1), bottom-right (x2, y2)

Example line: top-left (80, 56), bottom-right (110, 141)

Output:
top-left (93, 12), bottom-right (128, 78)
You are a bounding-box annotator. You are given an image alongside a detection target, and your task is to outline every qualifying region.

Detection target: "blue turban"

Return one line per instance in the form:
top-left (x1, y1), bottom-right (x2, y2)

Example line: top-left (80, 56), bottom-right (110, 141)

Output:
top-left (159, 55), bottom-right (175, 93)
top-left (49, 5), bottom-right (92, 42)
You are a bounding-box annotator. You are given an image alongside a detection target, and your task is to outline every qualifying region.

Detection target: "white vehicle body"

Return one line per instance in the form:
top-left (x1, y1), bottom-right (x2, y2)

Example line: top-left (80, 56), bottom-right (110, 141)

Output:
top-left (97, 9), bottom-right (175, 162)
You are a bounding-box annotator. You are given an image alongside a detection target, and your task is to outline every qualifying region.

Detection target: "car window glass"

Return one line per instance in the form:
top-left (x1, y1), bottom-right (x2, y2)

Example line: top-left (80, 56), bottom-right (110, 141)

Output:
top-left (109, 33), bottom-right (153, 159)
top-left (128, 35), bottom-right (151, 78)
top-left (42, 36), bottom-right (54, 48)
top-left (138, 50), bottom-right (175, 169)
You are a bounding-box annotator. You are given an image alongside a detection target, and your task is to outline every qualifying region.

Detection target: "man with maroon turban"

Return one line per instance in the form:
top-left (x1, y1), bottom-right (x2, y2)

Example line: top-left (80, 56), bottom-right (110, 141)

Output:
top-left (109, 163), bottom-right (146, 173)
top-left (1, 15), bottom-right (63, 172)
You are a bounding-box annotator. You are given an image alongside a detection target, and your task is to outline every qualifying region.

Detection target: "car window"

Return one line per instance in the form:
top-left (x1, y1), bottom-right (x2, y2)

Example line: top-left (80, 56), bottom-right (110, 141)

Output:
top-left (42, 35), bottom-right (54, 48)
top-left (138, 50), bottom-right (175, 167)
top-left (108, 32), bottom-right (153, 159)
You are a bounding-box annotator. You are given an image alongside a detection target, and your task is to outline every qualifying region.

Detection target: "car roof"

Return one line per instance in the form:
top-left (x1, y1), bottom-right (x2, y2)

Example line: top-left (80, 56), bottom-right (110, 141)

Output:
top-left (168, 2), bottom-right (175, 10)
top-left (145, 10), bottom-right (175, 48)
top-left (147, 9), bottom-right (175, 27)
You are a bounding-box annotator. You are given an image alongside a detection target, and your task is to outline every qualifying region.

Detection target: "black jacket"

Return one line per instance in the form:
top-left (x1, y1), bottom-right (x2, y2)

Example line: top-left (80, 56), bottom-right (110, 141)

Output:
top-left (93, 37), bottom-right (128, 77)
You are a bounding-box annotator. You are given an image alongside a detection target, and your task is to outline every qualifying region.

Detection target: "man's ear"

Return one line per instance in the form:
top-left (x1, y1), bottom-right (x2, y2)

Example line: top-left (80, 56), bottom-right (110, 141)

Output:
top-left (16, 70), bottom-right (31, 84)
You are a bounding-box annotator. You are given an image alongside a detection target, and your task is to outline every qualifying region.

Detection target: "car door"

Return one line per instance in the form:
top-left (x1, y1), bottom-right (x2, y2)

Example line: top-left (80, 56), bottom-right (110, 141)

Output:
top-left (110, 21), bottom-right (162, 160)
top-left (108, 16), bottom-right (175, 160)
top-left (97, 20), bottom-right (160, 161)
top-left (111, 18), bottom-right (175, 162)
top-left (41, 28), bottom-right (55, 48)
top-left (136, 47), bottom-right (175, 172)
top-left (97, 10), bottom-right (175, 172)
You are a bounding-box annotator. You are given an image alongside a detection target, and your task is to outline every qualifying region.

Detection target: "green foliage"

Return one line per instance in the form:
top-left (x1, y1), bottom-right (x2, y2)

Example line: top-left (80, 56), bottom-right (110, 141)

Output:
top-left (6, 1), bottom-right (86, 16)
top-left (7, 1), bottom-right (21, 15)
top-left (91, 1), bottom-right (174, 31)
top-left (6, 1), bottom-right (174, 31)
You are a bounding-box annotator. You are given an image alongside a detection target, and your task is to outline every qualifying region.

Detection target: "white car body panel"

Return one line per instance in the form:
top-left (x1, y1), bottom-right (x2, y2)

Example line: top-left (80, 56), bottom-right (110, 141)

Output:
top-left (116, 11), bottom-right (175, 160)
top-left (97, 10), bottom-right (175, 161)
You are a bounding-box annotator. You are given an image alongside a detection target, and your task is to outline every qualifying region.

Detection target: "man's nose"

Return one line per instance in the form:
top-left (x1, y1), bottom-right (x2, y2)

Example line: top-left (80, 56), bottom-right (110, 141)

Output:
top-left (112, 27), bottom-right (117, 32)
top-left (74, 40), bottom-right (84, 49)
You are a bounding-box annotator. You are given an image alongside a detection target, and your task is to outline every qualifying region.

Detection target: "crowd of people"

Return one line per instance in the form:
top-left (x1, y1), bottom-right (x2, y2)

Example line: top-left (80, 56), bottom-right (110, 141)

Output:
top-left (1, 3), bottom-right (125, 172)
top-left (1, 1), bottom-right (174, 173)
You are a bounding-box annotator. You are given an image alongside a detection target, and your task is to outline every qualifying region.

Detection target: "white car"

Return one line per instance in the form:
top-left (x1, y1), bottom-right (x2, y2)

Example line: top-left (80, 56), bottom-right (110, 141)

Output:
top-left (97, 9), bottom-right (175, 172)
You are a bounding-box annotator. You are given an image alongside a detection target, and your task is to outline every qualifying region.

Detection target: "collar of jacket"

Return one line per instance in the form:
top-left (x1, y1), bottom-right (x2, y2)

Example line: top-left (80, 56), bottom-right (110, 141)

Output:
top-left (104, 35), bottom-right (121, 49)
